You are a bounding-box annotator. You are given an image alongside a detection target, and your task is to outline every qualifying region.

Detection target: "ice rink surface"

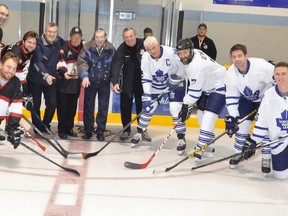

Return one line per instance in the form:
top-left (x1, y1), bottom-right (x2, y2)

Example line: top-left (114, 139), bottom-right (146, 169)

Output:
top-left (0, 122), bottom-right (287, 216)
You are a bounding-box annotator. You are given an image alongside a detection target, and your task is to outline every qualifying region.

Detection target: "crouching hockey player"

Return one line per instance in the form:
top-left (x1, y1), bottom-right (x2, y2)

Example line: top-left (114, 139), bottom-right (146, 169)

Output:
top-left (176, 38), bottom-right (226, 161)
top-left (240, 62), bottom-right (288, 179)
top-left (0, 52), bottom-right (23, 149)
top-left (130, 36), bottom-right (187, 155)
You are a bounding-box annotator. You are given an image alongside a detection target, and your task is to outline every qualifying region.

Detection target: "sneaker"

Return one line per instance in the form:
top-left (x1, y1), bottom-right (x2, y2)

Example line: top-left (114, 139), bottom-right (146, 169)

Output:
top-left (194, 147), bottom-right (204, 162)
top-left (261, 158), bottom-right (271, 174)
top-left (142, 130), bottom-right (152, 142)
top-left (229, 154), bottom-right (243, 169)
top-left (120, 132), bottom-right (131, 141)
top-left (176, 139), bottom-right (186, 155)
top-left (131, 133), bottom-right (142, 148)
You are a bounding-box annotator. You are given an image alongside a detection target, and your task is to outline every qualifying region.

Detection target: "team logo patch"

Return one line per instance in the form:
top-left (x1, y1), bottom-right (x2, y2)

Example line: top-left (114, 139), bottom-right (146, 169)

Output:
top-left (276, 110), bottom-right (288, 132)
top-left (243, 86), bottom-right (260, 101)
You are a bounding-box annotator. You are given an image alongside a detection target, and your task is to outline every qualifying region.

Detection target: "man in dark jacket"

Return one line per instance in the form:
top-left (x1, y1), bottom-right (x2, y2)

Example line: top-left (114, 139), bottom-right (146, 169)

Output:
top-left (56, 27), bottom-right (83, 139)
top-left (190, 23), bottom-right (217, 60)
top-left (111, 27), bottom-right (151, 141)
top-left (77, 28), bottom-right (115, 141)
top-left (27, 22), bottom-right (64, 133)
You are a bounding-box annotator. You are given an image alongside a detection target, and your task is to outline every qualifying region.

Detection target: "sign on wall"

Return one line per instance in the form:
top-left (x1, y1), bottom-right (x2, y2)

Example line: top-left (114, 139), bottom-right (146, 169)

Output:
top-left (112, 93), bottom-right (171, 116)
top-left (213, 0), bottom-right (288, 8)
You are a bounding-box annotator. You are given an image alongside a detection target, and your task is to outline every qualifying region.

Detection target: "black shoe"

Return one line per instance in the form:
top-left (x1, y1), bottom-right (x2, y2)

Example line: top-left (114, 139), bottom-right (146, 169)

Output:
top-left (82, 132), bottom-right (92, 140)
top-left (59, 133), bottom-right (67, 139)
top-left (67, 130), bottom-right (78, 137)
top-left (97, 133), bottom-right (105, 141)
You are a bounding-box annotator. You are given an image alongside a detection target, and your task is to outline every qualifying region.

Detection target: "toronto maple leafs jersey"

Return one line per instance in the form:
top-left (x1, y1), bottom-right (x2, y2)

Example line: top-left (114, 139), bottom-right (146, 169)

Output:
top-left (183, 49), bottom-right (226, 105)
top-left (141, 45), bottom-right (185, 94)
top-left (225, 58), bottom-right (275, 117)
top-left (251, 85), bottom-right (288, 175)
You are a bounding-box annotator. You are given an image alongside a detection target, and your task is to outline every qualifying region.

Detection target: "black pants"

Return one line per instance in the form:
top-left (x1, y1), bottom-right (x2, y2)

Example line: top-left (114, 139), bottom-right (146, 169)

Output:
top-left (57, 92), bottom-right (79, 134)
top-left (27, 81), bottom-right (57, 132)
top-left (83, 83), bottom-right (110, 134)
top-left (120, 82), bottom-right (143, 133)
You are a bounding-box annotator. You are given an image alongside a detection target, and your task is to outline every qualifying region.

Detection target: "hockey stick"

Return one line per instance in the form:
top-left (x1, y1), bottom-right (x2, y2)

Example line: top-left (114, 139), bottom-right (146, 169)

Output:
top-left (83, 90), bottom-right (169, 159)
top-left (20, 141), bottom-right (80, 176)
top-left (0, 128), bottom-right (80, 176)
top-left (19, 123), bottom-right (46, 151)
top-left (22, 114), bottom-right (84, 159)
top-left (153, 109), bottom-right (257, 174)
top-left (124, 119), bottom-right (182, 169)
top-left (191, 134), bottom-right (288, 171)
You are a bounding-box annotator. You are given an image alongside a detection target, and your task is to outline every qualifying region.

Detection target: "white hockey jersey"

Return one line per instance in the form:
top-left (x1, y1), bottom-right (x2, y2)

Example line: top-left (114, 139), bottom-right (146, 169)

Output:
top-left (225, 58), bottom-right (275, 117)
top-left (141, 45), bottom-right (185, 94)
top-left (252, 86), bottom-right (288, 144)
top-left (183, 49), bottom-right (226, 105)
top-left (251, 85), bottom-right (288, 177)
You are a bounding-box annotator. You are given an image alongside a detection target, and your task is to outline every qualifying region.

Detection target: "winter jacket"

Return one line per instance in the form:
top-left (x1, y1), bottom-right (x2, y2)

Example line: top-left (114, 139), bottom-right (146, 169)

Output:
top-left (77, 39), bottom-right (115, 85)
top-left (111, 38), bottom-right (144, 97)
top-left (27, 34), bottom-right (64, 85)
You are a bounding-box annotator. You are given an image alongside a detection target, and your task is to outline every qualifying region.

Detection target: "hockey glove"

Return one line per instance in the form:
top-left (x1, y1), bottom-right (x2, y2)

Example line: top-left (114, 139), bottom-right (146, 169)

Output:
top-left (23, 95), bottom-right (34, 111)
top-left (167, 73), bottom-right (183, 92)
top-left (225, 115), bottom-right (239, 138)
top-left (7, 128), bottom-right (21, 149)
top-left (178, 104), bottom-right (193, 123)
top-left (142, 94), bottom-right (153, 112)
top-left (242, 135), bottom-right (257, 160)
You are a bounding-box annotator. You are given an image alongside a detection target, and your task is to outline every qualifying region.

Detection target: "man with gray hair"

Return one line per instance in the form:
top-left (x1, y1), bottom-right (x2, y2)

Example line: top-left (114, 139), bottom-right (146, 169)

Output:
top-left (130, 36), bottom-right (187, 155)
top-left (27, 22), bottom-right (64, 134)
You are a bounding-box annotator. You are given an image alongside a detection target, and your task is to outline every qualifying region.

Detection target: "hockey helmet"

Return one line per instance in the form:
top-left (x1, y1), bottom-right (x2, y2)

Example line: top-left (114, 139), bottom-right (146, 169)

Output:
top-left (176, 38), bottom-right (194, 51)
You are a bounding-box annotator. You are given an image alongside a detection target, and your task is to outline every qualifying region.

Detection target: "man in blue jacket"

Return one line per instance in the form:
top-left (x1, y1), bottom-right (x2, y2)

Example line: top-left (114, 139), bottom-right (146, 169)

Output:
top-left (77, 28), bottom-right (115, 141)
top-left (27, 22), bottom-right (64, 133)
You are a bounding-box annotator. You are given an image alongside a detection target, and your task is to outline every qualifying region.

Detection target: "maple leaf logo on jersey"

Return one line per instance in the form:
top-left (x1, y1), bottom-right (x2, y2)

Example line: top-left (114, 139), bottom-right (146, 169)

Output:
top-left (153, 69), bottom-right (168, 83)
top-left (243, 86), bottom-right (260, 101)
top-left (276, 110), bottom-right (288, 132)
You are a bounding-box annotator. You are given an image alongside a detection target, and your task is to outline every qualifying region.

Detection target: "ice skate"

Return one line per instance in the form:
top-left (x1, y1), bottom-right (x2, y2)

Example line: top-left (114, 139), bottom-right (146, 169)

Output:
top-left (176, 138), bottom-right (186, 155)
top-left (229, 154), bottom-right (243, 169)
top-left (131, 133), bottom-right (142, 148)
top-left (261, 158), bottom-right (271, 176)
top-left (142, 130), bottom-right (152, 142)
top-left (193, 147), bottom-right (204, 162)
top-left (204, 143), bottom-right (215, 158)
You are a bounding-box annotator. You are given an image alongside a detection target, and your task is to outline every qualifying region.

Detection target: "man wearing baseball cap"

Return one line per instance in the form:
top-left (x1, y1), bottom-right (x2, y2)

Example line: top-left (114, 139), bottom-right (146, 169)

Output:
top-left (56, 26), bottom-right (83, 139)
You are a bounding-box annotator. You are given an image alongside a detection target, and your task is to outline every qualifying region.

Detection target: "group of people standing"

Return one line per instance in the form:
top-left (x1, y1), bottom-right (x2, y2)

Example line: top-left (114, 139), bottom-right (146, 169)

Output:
top-left (0, 2), bottom-right (287, 179)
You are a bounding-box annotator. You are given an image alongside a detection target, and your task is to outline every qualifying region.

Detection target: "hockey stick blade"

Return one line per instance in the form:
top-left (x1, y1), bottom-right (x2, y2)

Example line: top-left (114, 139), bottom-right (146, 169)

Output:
top-left (125, 119), bottom-right (181, 170)
top-left (66, 153), bottom-right (84, 159)
top-left (124, 161), bottom-right (149, 169)
top-left (22, 115), bottom-right (86, 159)
top-left (20, 142), bottom-right (80, 176)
